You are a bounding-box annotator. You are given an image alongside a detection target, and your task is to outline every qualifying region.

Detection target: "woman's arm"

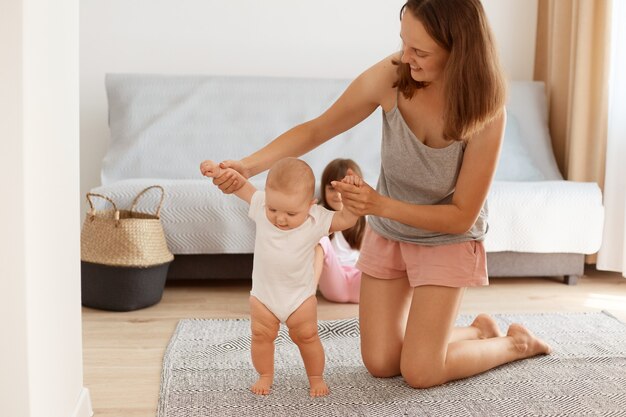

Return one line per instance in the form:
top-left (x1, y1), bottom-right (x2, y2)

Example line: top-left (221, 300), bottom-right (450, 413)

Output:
top-left (241, 69), bottom-right (381, 177)
top-left (214, 55), bottom-right (398, 192)
top-left (333, 110), bottom-right (506, 235)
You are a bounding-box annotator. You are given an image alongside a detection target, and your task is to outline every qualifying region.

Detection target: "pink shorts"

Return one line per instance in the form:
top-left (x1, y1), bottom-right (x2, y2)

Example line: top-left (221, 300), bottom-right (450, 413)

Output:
top-left (356, 226), bottom-right (488, 288)
top-left (317, 236), bottom-right (361, 303)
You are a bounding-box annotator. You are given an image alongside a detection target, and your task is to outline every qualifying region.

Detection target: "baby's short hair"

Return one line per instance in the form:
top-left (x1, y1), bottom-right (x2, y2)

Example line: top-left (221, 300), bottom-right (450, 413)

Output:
top-left (266, 157), bottom-right (315, 198)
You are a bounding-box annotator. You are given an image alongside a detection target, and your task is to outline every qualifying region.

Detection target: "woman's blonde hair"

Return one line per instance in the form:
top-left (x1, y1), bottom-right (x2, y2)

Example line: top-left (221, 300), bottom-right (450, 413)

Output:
top-left (393, 0), bottom-right (506, 141)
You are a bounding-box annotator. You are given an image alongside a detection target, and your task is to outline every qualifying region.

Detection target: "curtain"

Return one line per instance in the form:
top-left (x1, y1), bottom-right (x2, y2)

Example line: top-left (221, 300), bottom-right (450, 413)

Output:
top-left (534, 0), bottom-right (611, 184)
top-left (596, 0), bottom-right (626, 277)
top-left (534, 0), bottom-right (612, 264)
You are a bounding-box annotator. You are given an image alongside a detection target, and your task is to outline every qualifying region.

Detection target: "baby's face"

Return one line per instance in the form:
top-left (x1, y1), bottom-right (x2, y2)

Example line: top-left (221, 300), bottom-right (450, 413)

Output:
top-left (265, 188), bottom-right (314, 230)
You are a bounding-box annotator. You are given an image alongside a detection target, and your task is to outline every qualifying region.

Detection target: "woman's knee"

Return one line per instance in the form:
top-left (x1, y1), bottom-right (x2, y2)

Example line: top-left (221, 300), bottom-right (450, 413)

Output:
top-left (400, 360), bottom-right (445, 389)
top-left (362, 350), bottom-right (401, 378)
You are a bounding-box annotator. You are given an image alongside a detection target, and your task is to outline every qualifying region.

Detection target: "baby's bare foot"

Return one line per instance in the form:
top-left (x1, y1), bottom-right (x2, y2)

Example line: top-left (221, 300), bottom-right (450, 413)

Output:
top-left (470, 313), bottom-right (504, 339)
top-left (507, 323), bottom-right (552, 356)
top-left (250, 375), bottom-right (273, 395)
top-left (308, 376), bottom-right (330, 397)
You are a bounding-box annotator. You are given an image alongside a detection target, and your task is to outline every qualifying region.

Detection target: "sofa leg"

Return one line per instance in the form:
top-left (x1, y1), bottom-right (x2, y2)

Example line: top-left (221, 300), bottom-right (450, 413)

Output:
top-left (564, 275), bottom-right (580, 285)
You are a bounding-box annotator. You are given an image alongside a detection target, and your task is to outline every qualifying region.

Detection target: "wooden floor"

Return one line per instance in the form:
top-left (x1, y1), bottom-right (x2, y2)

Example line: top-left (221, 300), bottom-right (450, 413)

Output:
top-left (82, 266), bottom-right (626, 417)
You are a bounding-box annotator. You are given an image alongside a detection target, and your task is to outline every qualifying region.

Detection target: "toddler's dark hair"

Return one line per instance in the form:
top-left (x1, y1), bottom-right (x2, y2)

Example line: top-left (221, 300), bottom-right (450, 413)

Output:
top-left (320, 158), bottom-right (366, 250)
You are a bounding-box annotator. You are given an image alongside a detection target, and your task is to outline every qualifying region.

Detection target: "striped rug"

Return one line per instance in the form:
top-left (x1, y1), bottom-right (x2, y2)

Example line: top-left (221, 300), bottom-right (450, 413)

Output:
top-left (157, 312), bottom-right (626, 417)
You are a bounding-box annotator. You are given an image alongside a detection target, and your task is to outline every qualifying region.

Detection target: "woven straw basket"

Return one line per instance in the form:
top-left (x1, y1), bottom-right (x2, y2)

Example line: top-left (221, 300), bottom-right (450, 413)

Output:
top-left (81, 185), bottom-right (173, 311)
top-left (81, 185), bottom-right (173, 267)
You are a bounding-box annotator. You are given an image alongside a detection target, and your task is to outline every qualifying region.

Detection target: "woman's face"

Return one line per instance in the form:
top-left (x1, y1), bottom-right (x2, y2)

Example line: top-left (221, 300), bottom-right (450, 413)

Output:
top-left (399, 11), bottom-right (450, 84)
top-left (324, 184), bottom-right (343, 211)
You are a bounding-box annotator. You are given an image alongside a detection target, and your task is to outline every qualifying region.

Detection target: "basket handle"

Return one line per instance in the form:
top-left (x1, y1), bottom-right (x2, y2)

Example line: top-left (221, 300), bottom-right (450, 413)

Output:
top-left (130, 185), bottom-right (166, 217)
top-left (85, 193), bottom-right (120, 222)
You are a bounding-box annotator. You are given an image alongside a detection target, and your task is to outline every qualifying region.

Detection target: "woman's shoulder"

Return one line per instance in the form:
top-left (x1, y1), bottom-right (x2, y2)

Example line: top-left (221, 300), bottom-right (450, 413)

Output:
top-left (466, 106), bottom-right (507, 146)
top-left (361, 53), bottom-right (399, 84)
top-left (356, 53), bottom-right (400, 109)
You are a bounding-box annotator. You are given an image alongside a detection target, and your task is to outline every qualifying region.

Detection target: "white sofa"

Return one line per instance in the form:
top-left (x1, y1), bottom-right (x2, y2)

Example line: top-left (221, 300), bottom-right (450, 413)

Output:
top-left (89, 74), bottom-right (604, 284)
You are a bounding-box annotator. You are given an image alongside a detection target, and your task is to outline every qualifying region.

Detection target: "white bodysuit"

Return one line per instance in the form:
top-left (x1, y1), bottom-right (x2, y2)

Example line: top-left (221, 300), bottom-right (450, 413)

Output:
top-left (248, 191), bottom-right (334, 323)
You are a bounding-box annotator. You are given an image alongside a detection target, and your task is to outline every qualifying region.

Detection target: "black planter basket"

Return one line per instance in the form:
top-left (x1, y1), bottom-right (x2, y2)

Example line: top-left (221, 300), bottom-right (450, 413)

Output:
top-left (81, 260), bottom-right (172, 312)
top-left (80, 185), bottom-right (174, 312)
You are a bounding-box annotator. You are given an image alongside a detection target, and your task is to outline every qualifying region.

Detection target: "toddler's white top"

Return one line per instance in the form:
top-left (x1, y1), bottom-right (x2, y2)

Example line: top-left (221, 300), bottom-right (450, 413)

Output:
top-left (331, 231), bottom-right (360, 267)
top-left (248, 191), bottom-right (334, 322)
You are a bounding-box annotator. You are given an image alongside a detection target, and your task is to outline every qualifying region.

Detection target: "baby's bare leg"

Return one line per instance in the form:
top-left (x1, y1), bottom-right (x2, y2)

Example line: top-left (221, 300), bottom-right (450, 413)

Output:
top-left (249, 296), bottom-right (280, 395)
top-left (286, 295), bottom-right (329, 397)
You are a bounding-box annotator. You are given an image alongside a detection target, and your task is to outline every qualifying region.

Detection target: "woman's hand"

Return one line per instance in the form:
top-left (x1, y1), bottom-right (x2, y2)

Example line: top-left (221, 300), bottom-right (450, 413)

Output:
top-left (330, 169), bottom-right (383, 217)
top-left (212, 160), bottom-right (251, 194)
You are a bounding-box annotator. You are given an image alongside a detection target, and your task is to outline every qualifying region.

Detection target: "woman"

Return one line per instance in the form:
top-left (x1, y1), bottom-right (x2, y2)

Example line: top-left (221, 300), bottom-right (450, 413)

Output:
top-left (207, 0), bottom-right (551, 388)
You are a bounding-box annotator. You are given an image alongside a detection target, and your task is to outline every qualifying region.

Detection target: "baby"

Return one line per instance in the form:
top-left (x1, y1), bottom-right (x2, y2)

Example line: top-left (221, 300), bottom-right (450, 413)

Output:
top-left (200, 157), bottom-right (361, 397)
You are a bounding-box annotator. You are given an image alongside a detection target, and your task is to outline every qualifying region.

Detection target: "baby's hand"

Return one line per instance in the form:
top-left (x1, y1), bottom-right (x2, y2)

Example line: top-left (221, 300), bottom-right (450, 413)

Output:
top-left (341, 174), bottom-right (363, 187)
top-left (200, 160), bottom-right (221, 178)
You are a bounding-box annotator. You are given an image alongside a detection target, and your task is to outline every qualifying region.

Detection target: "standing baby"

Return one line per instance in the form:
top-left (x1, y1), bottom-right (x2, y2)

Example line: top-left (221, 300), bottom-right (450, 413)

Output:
top-left (200, 157), bottom-right (361, 397)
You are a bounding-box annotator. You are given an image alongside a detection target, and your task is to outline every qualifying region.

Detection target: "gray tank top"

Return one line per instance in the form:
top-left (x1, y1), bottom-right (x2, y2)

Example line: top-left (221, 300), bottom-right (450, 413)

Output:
top-left (367, 102), bottom-right (488, 245)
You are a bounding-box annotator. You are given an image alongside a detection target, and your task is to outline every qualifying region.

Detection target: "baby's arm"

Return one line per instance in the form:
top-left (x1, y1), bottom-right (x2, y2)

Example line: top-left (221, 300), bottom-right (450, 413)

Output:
top-left (200, 159), bottom-right (223, 178)
top-left (329, 174), bottom-right (363, 233)
top-left (200, 160), bottom-right (256, 204)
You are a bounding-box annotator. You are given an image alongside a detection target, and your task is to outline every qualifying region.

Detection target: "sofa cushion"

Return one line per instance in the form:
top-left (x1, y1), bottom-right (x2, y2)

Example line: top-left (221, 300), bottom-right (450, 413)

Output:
top-left (504, 81), bottom-right (563, 180)
top-left (103, 75), bottom-right (563, 186)
top-left (103, 75), bottom-right (382, 185)
top-left (495, 113), bottom-right (546, 181)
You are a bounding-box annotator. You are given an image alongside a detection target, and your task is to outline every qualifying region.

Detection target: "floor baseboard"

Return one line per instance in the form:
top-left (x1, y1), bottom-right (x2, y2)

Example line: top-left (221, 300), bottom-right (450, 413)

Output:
top-left (71, 387), bottom-right (93, 417)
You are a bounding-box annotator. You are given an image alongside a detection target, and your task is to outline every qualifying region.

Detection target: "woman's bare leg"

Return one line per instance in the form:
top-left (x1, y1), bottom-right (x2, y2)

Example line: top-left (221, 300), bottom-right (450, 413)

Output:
top-left (359, 273), bottom-right (413, 377)
top-left (399, 286), bottom-right (551, 388)
top-left (359, 275), bottom-right (505, 377)
top-left (448, 313), bottom-right (504, 343)
top-left (249, 296), bottom-right (280, 395)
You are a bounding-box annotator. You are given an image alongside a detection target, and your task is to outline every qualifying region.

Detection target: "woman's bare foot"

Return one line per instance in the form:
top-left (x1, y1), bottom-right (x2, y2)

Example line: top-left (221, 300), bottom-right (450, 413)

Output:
top-left (507, 323), bottom-right (552, 356)
top-left (251, 375), bottom-right (273, 395)
top-left (308, 376), bottom-right (330, 397)
top-left (470, 313), bottom-right (504, 339)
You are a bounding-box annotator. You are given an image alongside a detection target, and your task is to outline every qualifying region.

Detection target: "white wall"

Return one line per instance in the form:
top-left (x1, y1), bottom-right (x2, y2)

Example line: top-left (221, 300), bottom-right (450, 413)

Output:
top-left (1, 1), bottom-right (30, 414)
top-left (482, 0), bottom-right (538, 81)
top-left (80, 0), bottom-right (537, 209)
top-left (0, 0), bottom-right (92, 416)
